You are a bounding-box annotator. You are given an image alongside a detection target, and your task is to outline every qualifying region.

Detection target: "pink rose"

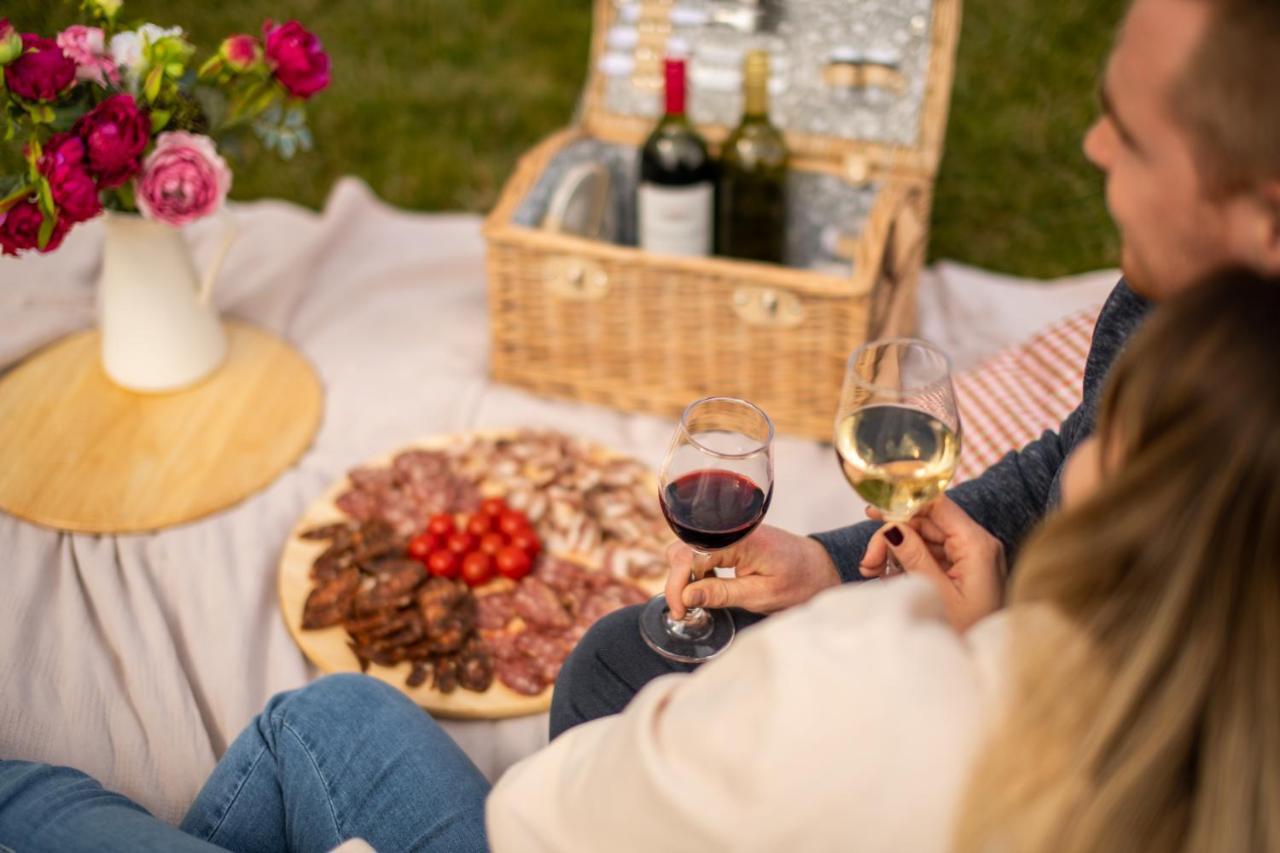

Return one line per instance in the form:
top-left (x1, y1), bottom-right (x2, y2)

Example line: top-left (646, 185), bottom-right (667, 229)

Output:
top-left (73, 93), bottom-right (150, 188)
top-left (219, 34), bottom-right (262, 71)
top-left (3, 34), bottom-right (77, 102)
top-left (0, 19), bottom-right (22, 66)
top-left (38, 133), bottom-right (102, 224)
top-left (56, 25), bottom-right (119, 88)
top-left (134, 132), bottom-right (232, 226)
top-left (263, 20), bottom-right (329, 98)
top-left (0, 197), bottom-right (70, 256)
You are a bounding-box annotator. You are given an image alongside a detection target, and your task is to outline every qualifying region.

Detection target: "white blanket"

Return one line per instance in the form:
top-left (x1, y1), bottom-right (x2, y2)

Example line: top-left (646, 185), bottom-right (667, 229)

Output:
top-left (0, 178), bottom-right (1118, 824)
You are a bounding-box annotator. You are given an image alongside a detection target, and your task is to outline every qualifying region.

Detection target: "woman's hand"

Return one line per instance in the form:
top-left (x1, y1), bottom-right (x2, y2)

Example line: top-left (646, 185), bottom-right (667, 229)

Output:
top-left (859, 496), bottom-right (1007, 631)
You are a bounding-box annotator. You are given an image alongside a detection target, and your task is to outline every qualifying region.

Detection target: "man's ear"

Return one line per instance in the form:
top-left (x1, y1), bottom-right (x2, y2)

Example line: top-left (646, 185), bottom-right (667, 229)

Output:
top-left (1254, 180), bottom-right (1280, 275)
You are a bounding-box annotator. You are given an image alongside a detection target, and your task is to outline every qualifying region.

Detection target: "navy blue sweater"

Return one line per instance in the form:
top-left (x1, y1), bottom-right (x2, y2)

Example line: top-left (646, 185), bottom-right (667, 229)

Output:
top-left (813, 280), bottom-right (1152, 582)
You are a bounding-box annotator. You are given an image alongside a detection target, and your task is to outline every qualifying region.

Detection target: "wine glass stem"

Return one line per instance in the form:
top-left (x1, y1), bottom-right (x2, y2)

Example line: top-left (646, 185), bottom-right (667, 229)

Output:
top-left (665, 550), bottom-right (714, 639)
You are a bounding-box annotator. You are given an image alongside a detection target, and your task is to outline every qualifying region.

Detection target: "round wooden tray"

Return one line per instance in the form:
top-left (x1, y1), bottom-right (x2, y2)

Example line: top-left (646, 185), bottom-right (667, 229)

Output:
top-left (0, 321), bottom-right (323, 533)
top-left (277, 431), bottom-right (664, 720)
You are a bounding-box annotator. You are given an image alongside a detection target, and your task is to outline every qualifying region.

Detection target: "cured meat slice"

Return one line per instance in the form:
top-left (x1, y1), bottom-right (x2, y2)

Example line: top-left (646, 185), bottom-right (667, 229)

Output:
top-left (513, 577), bottom-right (572, 630)
top-left (475, 592), bottom-right (516, 631)
top-left (496, 657), bottom-right (545, 696)
top-left (301, 567), bottom-right (359, 628)
top-left (534, 556), bottom-right (586, 593)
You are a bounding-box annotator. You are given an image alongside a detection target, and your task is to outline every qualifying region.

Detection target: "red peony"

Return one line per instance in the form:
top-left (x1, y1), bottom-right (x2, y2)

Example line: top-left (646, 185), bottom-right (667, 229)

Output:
top-left (38, 133), bottom-right (102, 224)
top-left (263, 20), bottom-right (329, 99)
top-left (3, 34), bottom-right (77, 102)
top-left (0, 197), bottom-right (70, 256)
top-left (72, 93), bottom-right (150, 188)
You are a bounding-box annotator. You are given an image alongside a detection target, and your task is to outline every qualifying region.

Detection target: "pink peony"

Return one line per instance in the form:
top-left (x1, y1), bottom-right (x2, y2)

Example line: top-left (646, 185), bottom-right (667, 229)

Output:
top-left (56, 25), bottom-right (119, 88)
top-left (3, 34), bottom-right (77, 102)
top-left (263, 20), bottom-right (329, 99)
top-left (73, 93), bottom-right (150, 188)
top-left (219, 33), bottom-right (262, 71)
top-left (0, 19), bottom-right (21, 66)
top-left (134, 132), bottom-right (232, 226)
top-left (38, 133), bottom-right (102, 224)
top-left (0, 197), bottom-right (70, 256)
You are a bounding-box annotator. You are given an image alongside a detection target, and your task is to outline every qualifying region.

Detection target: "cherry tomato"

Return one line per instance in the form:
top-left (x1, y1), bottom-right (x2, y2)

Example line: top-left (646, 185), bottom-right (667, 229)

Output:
top-left (426, 513), bottom-right (456, 538)
top-left (461, 551), bottom-right (495, 587)
top-left (479, 497), bottom-right (507, 517)
top-left (465, 513), bottom-right (494, 537)
top-left (426, 550), bottom-right (459, 580)
top-left (407, 532), bottom-right (438, 562)
top-left (495, 545), bottom-right (533, 580)
top-left (478, 531), bottom-right (507, 556)
top-left (446, 531), bottom-right (477, 555)
top-left (507, 528), bottom-right (541, 558)
top-left (497, 509), bottom-right (531, 537)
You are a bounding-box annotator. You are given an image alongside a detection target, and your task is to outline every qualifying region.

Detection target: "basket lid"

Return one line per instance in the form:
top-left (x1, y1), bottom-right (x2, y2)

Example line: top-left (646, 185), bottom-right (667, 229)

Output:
top-left (581, 0), bottom-right (961, 179)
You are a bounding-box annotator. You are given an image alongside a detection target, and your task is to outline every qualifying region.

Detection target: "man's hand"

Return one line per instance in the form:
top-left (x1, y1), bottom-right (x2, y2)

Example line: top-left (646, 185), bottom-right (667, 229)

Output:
top-left (665, 525), bottom-right (842, 620)
top-left (859, 496), bottom-right (1007, 631)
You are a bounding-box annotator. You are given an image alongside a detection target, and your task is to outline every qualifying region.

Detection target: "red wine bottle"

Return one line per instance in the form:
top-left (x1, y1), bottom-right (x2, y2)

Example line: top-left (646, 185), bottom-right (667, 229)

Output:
top-left (637, 56), bottom-right (714, 257)
top-left (661, 469), bottom-right (771, 551)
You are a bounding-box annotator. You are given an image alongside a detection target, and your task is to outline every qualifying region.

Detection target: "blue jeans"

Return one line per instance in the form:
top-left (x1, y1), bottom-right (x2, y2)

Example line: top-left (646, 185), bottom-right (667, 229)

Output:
top-left (0, 674), bottom-right (489, 852)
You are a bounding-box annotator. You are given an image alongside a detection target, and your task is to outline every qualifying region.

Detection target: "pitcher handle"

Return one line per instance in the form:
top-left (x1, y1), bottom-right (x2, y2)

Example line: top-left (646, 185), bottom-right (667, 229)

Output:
top-left (199, 209), bottom-right (239, 306)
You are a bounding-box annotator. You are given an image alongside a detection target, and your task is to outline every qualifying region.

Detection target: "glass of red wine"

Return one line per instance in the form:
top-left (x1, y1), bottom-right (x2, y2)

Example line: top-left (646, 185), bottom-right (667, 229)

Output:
top-left (640, 396), bottom-right (774, 663)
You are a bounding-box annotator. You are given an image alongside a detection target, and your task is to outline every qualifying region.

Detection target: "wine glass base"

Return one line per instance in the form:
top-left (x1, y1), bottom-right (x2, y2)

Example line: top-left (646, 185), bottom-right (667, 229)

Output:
top-left (639, 595), bottom-right (735, 664)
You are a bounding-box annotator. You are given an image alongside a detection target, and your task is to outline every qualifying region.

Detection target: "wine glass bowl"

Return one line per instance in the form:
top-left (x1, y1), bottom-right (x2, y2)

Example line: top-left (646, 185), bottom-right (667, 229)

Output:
top-left (834, 339), bottom-right (961, 570)
top-left (640, 396), bottom-right (774, 663)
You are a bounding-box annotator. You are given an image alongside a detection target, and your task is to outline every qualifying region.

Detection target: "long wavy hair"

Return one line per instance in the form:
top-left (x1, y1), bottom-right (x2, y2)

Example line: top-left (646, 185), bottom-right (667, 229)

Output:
top-left (954, 272), bottom-right (1280, 852)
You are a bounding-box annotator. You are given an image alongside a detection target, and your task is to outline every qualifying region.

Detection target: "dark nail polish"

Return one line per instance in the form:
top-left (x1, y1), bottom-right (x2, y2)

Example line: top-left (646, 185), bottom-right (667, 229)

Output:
top-left (885, 525), bottom-right (904, 546)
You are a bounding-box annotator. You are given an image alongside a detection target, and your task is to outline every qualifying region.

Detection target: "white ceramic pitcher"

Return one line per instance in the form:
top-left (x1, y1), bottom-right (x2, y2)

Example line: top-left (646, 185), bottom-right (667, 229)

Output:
top-left (98, 211), bottom-right (237, 392)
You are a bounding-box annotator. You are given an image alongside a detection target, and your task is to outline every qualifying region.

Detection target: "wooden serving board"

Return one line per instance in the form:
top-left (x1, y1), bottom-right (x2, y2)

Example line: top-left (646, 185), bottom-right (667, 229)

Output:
top-left (0, 322), bottom-right (323, 534)
top-left (277, 431), bottom-right (665, 720)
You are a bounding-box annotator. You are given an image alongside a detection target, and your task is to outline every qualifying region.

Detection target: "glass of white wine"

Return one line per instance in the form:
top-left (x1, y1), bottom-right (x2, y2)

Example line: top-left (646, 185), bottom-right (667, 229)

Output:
top-left (834, 338), bottom-right (961, 576)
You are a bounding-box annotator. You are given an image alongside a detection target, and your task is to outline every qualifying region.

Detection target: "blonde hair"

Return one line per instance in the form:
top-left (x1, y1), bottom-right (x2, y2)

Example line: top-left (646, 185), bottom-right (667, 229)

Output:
top-left (954, 272), bottom-right (1280, 852)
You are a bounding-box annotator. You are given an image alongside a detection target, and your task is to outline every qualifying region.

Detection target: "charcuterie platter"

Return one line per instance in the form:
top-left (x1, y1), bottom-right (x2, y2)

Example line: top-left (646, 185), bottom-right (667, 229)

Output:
top-left (278, 430), bottom-right (670, 719)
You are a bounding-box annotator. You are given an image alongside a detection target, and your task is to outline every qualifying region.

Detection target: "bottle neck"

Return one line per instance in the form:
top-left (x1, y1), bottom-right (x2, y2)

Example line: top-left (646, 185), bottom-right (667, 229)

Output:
top-left (742, 51), bottom-right (769, 120)
top-left (664, 58), bottom-right (687, 117)
top-left (743, 80), bottom-right (768, 120)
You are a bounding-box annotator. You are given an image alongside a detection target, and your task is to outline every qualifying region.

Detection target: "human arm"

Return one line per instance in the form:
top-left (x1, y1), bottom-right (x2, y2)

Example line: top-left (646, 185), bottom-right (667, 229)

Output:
top-left (487, 580), bottom-right (993, 852)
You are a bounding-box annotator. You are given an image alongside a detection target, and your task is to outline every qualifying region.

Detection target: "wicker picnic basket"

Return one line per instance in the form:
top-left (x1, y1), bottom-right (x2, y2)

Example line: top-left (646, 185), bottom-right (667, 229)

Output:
top-left (484, 0), bottom-right (961, 439)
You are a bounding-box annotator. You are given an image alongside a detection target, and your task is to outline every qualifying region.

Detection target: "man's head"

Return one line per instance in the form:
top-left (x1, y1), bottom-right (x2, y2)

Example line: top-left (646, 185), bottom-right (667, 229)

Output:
top-left (1083, 0), bottom-right (1280, 300)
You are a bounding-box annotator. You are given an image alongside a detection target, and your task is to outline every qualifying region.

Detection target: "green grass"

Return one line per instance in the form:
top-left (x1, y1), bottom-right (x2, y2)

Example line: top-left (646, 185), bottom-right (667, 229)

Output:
top-left (9, 0), bottom-right (1124, 276)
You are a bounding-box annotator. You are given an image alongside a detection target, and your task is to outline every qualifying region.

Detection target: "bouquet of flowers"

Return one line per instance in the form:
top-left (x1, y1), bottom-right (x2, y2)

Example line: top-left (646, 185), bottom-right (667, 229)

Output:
top-left (0, 0), bottom-right (330, 256)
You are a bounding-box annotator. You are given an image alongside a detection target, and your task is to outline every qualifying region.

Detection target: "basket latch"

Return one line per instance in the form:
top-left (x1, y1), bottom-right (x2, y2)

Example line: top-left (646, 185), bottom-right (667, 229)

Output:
top-left (732, 287), bottom-right (806, 328)
top-left (544, 256), bottom-right (610, 301)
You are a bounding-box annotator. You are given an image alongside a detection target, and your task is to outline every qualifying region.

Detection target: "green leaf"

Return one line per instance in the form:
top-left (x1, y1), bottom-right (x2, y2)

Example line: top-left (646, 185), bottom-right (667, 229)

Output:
top-left (198, 56), bottom-right (223, 80)
top-left (50, 104), bottom-right (85, 133)
top-left (36, 178), bottom-right (55, 218)
top-left (37, 211), bottom-right (56, 250)
top-left (115, 180), bottom-right (136, 212)
top-left (149, 109), bottom-right (171, 133)
top-left (24, 103), bottom-right (56, 124)
top-left (144, 67), bottom-right (164, 104)
top-left (0, 183), bottom-right (32, 212)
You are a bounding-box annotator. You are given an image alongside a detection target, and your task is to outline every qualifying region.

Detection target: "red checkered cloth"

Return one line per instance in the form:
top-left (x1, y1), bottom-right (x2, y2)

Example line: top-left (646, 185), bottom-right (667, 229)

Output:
top-left (953, 306), bottom-right (1102, 483)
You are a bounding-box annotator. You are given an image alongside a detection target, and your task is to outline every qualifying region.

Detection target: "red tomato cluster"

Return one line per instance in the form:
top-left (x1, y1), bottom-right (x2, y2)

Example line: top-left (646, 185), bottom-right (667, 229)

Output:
top-left (407, 497), bottom-right (541, 587)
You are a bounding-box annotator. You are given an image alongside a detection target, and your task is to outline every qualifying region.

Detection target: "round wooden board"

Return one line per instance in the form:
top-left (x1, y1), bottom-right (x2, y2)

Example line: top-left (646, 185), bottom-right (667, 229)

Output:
top-left (0, 321), bottom-right (323, 534)
top-left (277, 431), bottom-right (665, 720)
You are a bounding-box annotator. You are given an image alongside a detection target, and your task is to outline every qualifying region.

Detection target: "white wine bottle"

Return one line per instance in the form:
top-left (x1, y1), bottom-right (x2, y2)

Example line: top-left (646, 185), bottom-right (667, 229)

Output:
top-left (716, 50), bottom-right (788, 263)
top-left (637, 55), bottom-right (714, 257)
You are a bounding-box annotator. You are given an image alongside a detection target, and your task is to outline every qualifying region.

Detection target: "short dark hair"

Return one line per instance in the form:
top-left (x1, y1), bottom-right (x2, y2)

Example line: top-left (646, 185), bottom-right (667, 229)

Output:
top-left (1173, 0), bottom-right (1280, 193)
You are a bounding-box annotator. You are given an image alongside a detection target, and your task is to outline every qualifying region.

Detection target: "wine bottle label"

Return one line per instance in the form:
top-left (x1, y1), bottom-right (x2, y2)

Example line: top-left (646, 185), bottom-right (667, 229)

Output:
top-left (637, 181), bottom-right (713, 257)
